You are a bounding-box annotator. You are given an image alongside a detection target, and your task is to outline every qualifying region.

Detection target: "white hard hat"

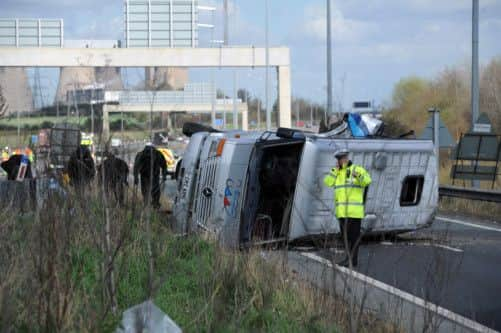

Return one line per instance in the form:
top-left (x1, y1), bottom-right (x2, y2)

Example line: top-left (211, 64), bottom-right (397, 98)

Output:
top-left (145, 142), bottom-right (153, 147)
top-left (334, 148), bottom-right (349, 158)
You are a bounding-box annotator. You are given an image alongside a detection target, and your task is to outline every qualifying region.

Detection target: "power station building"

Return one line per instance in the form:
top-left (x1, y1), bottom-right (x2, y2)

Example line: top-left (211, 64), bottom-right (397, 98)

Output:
top-left (0, 67), bottom-right (34, 116)
top-left (55, 40), bottom-right (124, 105)
top-left (0, 18), bottom-right (62, 115)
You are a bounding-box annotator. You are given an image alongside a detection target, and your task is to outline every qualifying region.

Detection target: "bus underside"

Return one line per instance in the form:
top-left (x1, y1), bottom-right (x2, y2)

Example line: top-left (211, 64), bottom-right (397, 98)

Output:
top-left (239, 139), bottom-right (304, 246)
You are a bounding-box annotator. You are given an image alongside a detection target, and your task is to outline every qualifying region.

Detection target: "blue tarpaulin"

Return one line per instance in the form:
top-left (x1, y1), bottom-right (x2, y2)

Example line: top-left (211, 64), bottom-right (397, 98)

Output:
top-left (348, 113), bottom-right (370, 137)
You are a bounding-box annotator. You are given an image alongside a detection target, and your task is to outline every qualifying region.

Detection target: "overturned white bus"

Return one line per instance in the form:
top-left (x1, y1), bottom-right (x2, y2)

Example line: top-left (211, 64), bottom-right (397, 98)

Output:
top-left (173, 123), bottom-right (438, 248)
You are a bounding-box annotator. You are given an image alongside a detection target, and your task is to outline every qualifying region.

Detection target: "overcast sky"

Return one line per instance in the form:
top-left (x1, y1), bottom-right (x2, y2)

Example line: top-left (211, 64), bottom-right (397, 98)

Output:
top-left (2, 0), bottom-right (501, 108)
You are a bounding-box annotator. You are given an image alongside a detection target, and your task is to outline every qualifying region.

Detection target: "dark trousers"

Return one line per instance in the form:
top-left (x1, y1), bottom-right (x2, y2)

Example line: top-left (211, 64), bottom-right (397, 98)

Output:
top-left (339, 218), bottom-right (362, 265)
top-left (140, 177), bottom-right (161, 208)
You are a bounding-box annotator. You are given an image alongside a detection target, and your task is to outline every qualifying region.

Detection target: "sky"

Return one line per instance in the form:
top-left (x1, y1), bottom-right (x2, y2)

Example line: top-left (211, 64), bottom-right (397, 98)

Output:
top-left (2, 0), bottom-right (501, 109)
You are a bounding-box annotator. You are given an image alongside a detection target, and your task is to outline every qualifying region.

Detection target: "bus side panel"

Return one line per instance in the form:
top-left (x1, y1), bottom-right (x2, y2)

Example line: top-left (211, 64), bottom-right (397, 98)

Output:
top-left (289, 141), bottom-right (338, 240)
top-left (289, 139), bottom-right (438, 241)
top-left (352, 147), bottom-right (437, 233)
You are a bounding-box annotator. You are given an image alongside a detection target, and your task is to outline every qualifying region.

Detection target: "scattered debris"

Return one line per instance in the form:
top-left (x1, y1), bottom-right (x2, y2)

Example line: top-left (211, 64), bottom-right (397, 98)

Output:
top-left (116, 300), bottom-right (182, 333)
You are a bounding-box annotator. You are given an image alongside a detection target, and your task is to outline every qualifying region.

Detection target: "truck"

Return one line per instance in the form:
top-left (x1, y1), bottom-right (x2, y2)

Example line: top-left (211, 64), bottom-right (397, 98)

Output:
top-left (173, 122), bottom-right (438, 248)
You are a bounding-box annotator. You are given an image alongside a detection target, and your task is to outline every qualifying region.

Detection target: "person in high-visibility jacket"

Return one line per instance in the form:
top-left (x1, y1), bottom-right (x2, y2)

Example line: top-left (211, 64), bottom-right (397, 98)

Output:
top-left (323, 148), bottom-right (372, 267)
top-left (1, 148), bottom-right (9, 164)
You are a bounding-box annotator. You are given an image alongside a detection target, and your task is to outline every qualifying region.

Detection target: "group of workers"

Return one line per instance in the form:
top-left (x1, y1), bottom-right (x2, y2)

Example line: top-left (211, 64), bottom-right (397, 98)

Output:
top-left (1, 153), bottom-right (33, 181)
top-left (66, 142), bottom-right (168, 208)
top-left (1, 147), bottom-right (34, 177)
top-left (2, 147), bottom-right (34, 163)
top-left (1, 142), bottom-right (169, 209)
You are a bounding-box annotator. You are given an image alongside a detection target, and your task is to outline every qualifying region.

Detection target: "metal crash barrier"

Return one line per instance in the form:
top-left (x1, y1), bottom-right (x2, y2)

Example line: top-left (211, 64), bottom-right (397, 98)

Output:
top-left (439, 185), bottom-right (501, 203)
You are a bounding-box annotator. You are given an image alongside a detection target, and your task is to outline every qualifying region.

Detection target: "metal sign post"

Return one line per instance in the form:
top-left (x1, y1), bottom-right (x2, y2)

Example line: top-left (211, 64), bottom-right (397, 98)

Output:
top-left (428, 108), bottom-right (440, 172)
top-left (326, 0), bottom-right (333, 116)
top-left (420, 111), bottom-right (454, 149)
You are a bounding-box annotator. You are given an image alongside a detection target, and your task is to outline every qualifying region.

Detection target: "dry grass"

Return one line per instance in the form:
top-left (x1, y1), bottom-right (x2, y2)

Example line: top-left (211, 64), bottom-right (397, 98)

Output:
top-left (439, 197), bottom-right (501, 221)
top-left (0, 181), bottom-right (399, 332)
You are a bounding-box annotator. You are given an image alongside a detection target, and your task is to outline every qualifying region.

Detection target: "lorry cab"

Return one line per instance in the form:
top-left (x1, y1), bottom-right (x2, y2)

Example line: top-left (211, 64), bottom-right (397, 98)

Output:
top-left (173, 131), bottom-right (211, 233)
top-left (173, 126), bottom-right (438, 248)
top-left (173, 130), bottom-right (262, 234)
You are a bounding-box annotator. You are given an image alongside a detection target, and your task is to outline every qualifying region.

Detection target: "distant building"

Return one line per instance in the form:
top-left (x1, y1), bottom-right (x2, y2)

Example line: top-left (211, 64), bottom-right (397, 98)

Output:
top-left (55, 67), bottom-right (96, 105)
top-left (55, 40), bottom-right (123, 105)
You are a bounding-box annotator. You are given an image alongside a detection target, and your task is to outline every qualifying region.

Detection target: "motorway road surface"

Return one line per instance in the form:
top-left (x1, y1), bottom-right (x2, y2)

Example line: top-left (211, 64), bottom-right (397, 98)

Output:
top-left (316, 216), bottom-right (501, 331)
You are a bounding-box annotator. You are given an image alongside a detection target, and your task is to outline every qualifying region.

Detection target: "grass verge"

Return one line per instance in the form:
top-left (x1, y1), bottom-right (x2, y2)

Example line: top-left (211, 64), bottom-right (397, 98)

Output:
top-left (439, 197), bottom-right (501, 221)
top-left (2, 186), bottom-right (376, 332)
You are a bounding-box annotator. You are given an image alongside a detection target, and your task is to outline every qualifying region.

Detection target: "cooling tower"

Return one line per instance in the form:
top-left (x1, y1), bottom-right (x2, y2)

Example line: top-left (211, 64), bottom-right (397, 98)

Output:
top-left (55, 67), bottom-right (96, 104)
top-left (95, 67), bottom-right (123, 91)
top-left (0, 67), bottom-right (34, 115)
top-left (145, 67), bottom-right (188, 91)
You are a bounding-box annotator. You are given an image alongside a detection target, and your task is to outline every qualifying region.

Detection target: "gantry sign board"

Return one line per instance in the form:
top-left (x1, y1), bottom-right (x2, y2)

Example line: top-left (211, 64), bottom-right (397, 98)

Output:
top-left (0, 19), bottom-right (63, 47)
top-left (125, 0), bottom-right (198, 48)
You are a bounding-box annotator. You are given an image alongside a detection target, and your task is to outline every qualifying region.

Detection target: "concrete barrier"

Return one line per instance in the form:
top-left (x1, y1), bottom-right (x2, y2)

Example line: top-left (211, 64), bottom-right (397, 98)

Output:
top-left (274, 251), bottom-right (497, 333)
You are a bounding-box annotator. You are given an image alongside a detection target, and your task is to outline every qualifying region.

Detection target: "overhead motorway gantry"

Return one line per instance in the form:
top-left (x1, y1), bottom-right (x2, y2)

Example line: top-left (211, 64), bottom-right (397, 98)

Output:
top-left (0, 46), bottom-right (292, 135)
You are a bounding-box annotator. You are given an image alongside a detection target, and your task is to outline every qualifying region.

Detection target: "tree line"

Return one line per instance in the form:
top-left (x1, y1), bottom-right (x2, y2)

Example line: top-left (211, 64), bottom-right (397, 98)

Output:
top-left (384, 57), bottom-right (501, 138)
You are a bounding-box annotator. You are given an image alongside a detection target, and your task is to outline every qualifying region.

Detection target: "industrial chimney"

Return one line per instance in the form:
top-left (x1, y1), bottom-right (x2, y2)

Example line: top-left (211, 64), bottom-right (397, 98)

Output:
top-left (54, 67), bottom-right (96, 105)
top-left (0, 67), bottom-right (34, 116)
top-left (95, 67), bottom-right (124, 91)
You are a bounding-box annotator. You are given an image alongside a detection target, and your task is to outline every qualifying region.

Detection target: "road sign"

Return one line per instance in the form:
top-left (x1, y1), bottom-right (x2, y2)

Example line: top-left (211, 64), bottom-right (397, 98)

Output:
top-left (0, 19), bottom-right (63, 47)
top-left (353, 101), bottom-right (371, 108)
top-left (472, 113), bottom-right (492, 133)
top-left (420, 114), bottom-right (455, 148)
top-left (451, 133), bottom-right (501, 186)
top-left (473, 123), bottom-right (491, 133)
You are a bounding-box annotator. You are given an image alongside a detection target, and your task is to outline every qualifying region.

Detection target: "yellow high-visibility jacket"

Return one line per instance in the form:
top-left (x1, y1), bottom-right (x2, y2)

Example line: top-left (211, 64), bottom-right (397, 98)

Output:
top-left (323, 162), bottom-right (372, 219)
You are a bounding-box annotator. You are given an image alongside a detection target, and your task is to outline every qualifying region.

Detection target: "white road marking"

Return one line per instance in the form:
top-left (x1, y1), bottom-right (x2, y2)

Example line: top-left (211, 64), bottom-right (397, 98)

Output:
top-left (301, 252), bottom-right (498, 333)
top-left (436, 216), bottom-right (501, 233)
top-left (378, 241), bottom-right (463, 253)
top-left (430, 243), bottom-right (464, 253)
